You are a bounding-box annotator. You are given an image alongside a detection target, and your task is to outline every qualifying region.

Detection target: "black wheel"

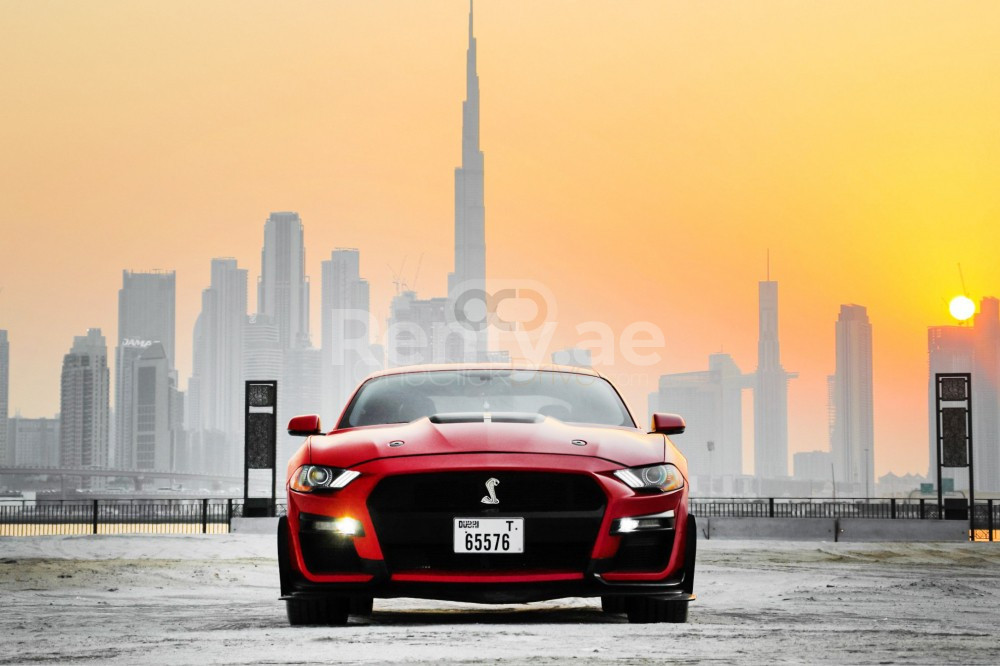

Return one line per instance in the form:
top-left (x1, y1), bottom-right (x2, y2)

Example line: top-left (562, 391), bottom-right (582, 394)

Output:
top-left (600, 596), bottom-right (627, 615)
top-left (349, 596), bottom-right (374, 617)
top-left (625, 597), bottom-right (688, 624)
top-left (684, 514), bottom-right (697, 595)
top-left (277, 516), bottom-right (292, 598)
top-left (286, 597), bottom-right (351, 626)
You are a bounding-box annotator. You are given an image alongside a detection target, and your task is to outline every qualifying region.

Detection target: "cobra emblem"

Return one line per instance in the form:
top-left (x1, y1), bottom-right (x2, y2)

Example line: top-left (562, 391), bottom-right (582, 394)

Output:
top-left (481, 478), bottom-right (500, 505)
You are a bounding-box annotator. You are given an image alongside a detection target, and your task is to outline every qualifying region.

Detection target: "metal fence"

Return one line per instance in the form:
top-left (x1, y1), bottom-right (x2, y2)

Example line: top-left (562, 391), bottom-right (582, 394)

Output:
top-left (690, 497), bottom-right (999, 541)
top-left (0, 499), bottom-right (287, 537)
top-left (0, 497), bottom-right (996, 541)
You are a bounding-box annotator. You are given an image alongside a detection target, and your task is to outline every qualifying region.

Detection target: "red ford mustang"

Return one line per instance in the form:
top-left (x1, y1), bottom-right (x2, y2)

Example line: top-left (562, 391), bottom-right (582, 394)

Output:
top-left (278, 364), bottom-right (696, 625)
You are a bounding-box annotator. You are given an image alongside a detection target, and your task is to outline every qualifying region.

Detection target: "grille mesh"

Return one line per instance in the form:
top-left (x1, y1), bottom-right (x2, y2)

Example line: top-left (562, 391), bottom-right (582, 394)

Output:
top-left (367, 472), bottom-right (606, 572)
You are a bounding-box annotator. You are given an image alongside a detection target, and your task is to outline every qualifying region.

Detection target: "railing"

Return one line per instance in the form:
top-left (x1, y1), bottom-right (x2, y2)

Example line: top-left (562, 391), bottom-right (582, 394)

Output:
top-left (690, 497), bottom-right (944, 519)
top-left (690, 497), bottom-right (998, 541)
top-left (0, 499), bottom-right (287, 537)
top-left (0, 497), bottom-right (996, 541)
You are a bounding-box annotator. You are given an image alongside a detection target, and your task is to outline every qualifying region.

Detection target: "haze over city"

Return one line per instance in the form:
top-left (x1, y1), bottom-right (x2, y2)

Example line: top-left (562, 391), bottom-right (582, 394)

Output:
top-left (3, 1), bottom-right (1000, 480)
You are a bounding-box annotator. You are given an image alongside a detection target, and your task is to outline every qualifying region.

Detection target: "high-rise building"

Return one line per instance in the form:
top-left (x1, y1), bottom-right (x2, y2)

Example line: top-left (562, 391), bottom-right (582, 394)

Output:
top-left (831, 304), bottom-right (874, 496)
top-left (244, 315), bottom-right (283, 384)
top-left (115, 270), bottom-right (175, 468)
top-left (928, 297), bottom-right (1000, 492)
top-left (8, 415), bottom-right (60, 467)
top-left (0, 330), bottom-right (8, 465)
top-left (386, 4), bottom-right (490, 366)
top-left (753, 280), bottom-right (796, 479)
top-left (59, 329), bottom-right (110, 470)
top-left (388, 292), bottom-right (456, 367)
top-left (242, 314), bottom-right (283, 473)
top-left (652, 353), bottom-right (749, 493)
top-left (448, 2), bottom-right (487, 306)
top-left (258, 212), bottom-right (310, 350)
top-left (132, 342), bottom-right (173, 471)
top-left (321, 249), bottom-right (375, 418)
top-left (447, 2), bottom-right (488, 361)
top-left (279, 346), bottom-right (323, 467)
top-left (826, 374), bottom-right (836, 448)
top-left (189, 258), bottom-right (247, 474)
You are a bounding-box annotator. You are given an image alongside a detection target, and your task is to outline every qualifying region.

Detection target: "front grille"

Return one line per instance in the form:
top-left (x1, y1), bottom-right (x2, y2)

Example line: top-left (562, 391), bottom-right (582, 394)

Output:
top-left (609, 531), bottom-right (675, 572)
top-left (367, 472), bottom-right (606, 572)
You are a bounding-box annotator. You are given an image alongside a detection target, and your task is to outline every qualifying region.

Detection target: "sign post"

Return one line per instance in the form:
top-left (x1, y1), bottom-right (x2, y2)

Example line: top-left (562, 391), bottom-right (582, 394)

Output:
top-left (244, 380), bottom-right (277, 517)
top-left (934, 373), bottom-right (973, 539)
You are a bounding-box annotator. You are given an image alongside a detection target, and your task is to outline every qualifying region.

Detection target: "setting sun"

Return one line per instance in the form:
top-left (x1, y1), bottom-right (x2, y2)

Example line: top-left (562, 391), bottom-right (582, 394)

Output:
top-left (949, 295), bottom-right (976, 322)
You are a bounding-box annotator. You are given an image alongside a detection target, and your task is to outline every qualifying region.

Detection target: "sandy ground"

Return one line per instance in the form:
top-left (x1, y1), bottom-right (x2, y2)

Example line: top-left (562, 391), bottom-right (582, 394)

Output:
top-left (1, 535), bottom-right (999, 665)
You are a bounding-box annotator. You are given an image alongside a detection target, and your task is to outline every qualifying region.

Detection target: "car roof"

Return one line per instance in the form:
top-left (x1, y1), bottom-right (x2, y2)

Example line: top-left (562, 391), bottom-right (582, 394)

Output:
top-left (363, 362), bottom-right (603, 381)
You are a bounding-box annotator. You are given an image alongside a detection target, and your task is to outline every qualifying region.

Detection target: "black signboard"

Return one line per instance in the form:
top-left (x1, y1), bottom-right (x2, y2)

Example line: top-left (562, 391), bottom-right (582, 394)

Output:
top-left (934, 373), bottom-right (973, 540)
top-left (244, 380), bottom-right (277, 516)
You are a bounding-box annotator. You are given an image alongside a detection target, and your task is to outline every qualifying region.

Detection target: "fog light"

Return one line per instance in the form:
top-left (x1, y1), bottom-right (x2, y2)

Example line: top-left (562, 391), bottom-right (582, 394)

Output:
top-left (617, 517), bottom-right (640, 533)
top-left (305, 515), bottom-right (365, 536)
top-left (610, 510), bottom-right (676, 535)
top-left (332, 517), bottom-right (363, 536)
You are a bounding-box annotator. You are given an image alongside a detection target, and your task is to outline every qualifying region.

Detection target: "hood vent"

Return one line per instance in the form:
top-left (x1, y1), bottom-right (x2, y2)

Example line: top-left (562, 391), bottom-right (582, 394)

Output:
top-left (428, 412), bottom-right (544, 425)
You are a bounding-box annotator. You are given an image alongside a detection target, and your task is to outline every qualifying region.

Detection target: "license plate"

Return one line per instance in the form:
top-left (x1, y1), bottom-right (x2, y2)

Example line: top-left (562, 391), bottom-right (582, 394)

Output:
top-left (453, 517), bottom-right (524, 553)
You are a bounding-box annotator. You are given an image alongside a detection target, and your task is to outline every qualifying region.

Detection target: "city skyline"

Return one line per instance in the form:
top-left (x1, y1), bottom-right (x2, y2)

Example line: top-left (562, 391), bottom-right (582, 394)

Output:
top-left (3, 2), bottom-right (1000, 478)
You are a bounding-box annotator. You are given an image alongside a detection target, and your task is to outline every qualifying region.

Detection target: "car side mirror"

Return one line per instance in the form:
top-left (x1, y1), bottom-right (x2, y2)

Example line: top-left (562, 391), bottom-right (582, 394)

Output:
top-left (650, 412), bottom-right (685, 436)
top-left (288, 414), bottom-right (322, 436)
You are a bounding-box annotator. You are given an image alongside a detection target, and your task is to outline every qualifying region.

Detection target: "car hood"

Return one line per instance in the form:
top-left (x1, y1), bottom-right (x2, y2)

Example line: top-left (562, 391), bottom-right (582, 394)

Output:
top-left (307, 415), bottom-right (667, 470)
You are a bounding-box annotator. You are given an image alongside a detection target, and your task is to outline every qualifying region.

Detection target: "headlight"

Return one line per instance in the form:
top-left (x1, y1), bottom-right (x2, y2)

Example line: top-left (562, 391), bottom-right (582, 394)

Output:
top-left (290, 465), bottom-right (360, 492)
top-left (613, 464), bottom-right (684, 492)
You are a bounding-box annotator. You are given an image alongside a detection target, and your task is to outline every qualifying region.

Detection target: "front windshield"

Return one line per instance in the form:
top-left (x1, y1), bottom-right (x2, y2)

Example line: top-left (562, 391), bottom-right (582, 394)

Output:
top-left (339, 369), bottom-right (635, 429)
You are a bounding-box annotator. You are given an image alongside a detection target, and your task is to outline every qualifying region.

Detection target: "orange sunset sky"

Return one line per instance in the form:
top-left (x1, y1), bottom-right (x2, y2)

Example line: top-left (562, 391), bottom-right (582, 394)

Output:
top-left (2, 1), bottom-right (1000, 478)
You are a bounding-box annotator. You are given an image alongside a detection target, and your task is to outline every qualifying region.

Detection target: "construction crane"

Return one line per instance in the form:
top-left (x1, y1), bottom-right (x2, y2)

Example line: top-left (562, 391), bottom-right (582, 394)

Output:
top-left (388, 259), bottom-right (408, 295)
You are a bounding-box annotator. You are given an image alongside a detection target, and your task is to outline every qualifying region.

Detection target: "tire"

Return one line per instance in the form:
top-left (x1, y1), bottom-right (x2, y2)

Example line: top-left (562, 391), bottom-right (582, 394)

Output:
top-left (625, 597), bottom-right (688, 624)
top-left (349, 596), bottom-right (374, 617)
top-left (600, 596), bottom-right (627, 615)
top-left (286, 597), bottom-right (351, 626)
top-left (683, 514), bottom-right (697, 595)
top-left (277, 516), bottom-right (292, 598)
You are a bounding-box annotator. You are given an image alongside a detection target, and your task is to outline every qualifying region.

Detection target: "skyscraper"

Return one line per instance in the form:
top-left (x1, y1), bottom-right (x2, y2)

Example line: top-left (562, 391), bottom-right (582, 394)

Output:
top-left (388, 291), bottom-right (454, 367)
top-left (258, 212), bottom-right (310, 350)
top-left (971, 298), bottom-right (1000, 492)
top-left (928, 297), bottom-right (1000, 492)
top-left (448, 1), bottom-right (486, 301)
top-left (831, 304), bottom-right (874, 496)
top-left (753, 280), bottom-right (796, 479)
top-left (653, 353), bottom-right (749, 493)
top-left (242, 313), bottom-right (285, 477)
top-left (189, 258), bottom-right (247, 474)
top-left (132, 342), bottom-right (172, 471)
top-left (447, 1), bottom-right (487, 361)
top-left (115, 270), bottom-right (176, 468)
top-left (322, 249), bottom-right (374, 418)
top-left (243, 315), bottom-right (283, 386)
top-left (390, 2), bottom-right (488, 366)
top-left (59, 329), bottom-right (110, 471)
top-left (0, 330), bottom-right (8, 465)
top-left (280, 346), bottom-right (322, 467)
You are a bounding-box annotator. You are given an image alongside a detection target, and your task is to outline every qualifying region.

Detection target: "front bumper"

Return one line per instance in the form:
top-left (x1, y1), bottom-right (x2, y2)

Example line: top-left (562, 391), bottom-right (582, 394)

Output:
top-left (281, 453), bottom-right (693, 603)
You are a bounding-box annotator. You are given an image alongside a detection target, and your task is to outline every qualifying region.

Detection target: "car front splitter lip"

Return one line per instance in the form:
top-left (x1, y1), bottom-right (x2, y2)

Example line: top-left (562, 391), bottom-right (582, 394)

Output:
top-left (281, 560), bottom-right (694, 604)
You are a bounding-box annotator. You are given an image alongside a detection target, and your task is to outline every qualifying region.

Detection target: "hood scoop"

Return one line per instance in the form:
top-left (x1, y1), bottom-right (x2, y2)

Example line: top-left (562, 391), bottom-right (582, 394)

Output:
top-left (428, 412), bottom-right (544, 425)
